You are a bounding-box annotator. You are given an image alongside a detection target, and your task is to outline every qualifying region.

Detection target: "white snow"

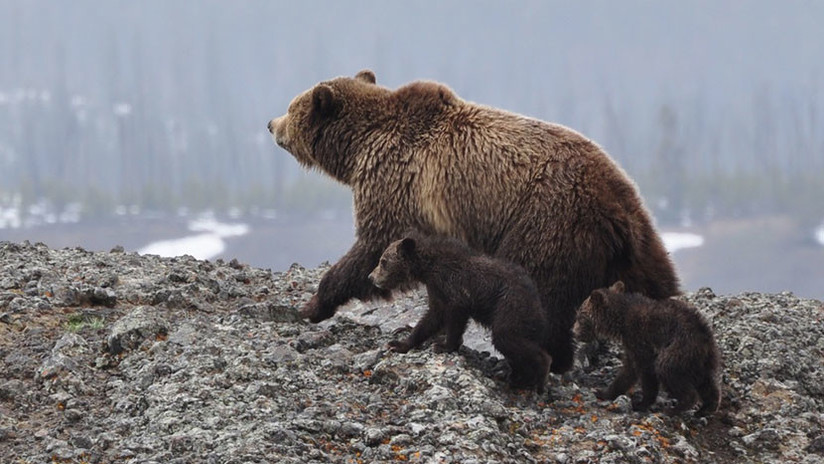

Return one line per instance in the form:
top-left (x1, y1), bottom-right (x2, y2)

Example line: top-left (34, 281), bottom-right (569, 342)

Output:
top-left (0, 206), bottom-right (21, 229)
top-left (138, 214), bottom-right (250, 261)
top-left (138, 233), bottom-right (226, 261)
top-left (816, 223), bottom-right (824, 247)
top-left (661, 232), bottom-right (705, 253)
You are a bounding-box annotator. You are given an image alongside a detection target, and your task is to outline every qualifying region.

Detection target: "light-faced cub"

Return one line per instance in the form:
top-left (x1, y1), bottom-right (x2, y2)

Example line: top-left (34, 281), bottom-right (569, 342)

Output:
top-left (574, 281), bottom-right (721, 415)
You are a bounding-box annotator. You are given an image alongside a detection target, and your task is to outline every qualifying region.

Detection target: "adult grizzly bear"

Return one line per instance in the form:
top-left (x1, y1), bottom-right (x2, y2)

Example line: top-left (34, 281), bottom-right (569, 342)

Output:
top-left (368, 233), bottom-right (551, 393)
top-left (267, 70), bottom-right (679, 374)
top-left (573, 281), bottom-right (721, 415)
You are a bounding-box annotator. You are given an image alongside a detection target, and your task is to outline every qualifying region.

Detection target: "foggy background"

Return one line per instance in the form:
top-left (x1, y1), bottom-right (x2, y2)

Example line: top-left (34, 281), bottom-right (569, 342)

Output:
top-left (1, 0), bottom-right (822, 299)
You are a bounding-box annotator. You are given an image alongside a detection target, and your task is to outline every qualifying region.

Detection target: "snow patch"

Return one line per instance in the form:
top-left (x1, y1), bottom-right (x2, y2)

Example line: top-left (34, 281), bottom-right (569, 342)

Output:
top-left (138, 234), bottom-right (226, 261)
top-left (816, 223), bottom-right (824, 247)
top-left (661, 232), bottom-right (704, 253)
top-left (138, 214), bottom-right (249, 260)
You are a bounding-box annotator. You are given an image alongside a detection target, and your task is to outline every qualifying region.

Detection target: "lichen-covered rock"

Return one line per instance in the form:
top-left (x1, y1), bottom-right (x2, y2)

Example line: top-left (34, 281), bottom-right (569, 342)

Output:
top-left (106, 306), bottom-right (169, 354)
top-left (0, 240), bottom-right (822, 463)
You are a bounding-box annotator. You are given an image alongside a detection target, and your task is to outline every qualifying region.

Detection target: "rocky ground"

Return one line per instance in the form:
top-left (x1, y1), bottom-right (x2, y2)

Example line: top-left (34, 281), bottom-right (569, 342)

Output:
top-left (1, 241), bottom-right (823, 463)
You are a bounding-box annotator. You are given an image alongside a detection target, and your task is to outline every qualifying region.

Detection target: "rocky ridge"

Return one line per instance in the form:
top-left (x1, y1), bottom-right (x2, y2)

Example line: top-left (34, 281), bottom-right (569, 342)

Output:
top-left (0, 241), bottom-right (823, 463)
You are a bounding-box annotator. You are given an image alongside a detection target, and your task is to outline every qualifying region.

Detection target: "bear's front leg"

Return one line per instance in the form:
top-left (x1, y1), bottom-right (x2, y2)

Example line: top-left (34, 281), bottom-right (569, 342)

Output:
top-left (300, 240), bottom-right (389, 322)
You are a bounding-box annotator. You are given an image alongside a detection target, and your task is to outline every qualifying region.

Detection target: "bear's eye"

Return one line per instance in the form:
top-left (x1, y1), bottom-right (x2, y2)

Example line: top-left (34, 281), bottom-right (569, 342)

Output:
top-left (380, 258), bottom-right (387, 267)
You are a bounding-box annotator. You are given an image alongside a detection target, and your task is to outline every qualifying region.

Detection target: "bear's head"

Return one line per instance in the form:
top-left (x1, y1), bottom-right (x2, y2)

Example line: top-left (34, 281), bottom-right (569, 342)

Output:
top-left (368, 237), bottom-right (418, 290)
top-left (573, 280), bottom-right (625, 342)
top-left (267, 70), bottom-right (382, 184)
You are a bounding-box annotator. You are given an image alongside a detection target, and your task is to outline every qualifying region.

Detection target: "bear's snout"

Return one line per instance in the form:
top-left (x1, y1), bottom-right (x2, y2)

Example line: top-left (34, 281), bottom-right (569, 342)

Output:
top-left (268, 116), bottom-right (288, 148)
top-left (368, 270), bottom-right (382, 288)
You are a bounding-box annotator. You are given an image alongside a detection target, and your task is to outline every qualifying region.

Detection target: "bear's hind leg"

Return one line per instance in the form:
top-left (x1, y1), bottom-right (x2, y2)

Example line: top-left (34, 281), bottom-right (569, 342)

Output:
top-left (493, 332), bottom-right (551, 394)
top-left (695, 376), bottom-right (721, 416)
top-left (657, 365), bottom-right (699, 415)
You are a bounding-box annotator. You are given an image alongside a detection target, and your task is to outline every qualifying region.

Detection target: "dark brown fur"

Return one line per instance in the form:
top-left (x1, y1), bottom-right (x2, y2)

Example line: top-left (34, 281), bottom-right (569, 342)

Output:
top-left (268, 70), bottom-right (680, 374)
top-left (574, 281), bottom-right (721, 415)
top-left (369, 233), bottom-right (551, 393)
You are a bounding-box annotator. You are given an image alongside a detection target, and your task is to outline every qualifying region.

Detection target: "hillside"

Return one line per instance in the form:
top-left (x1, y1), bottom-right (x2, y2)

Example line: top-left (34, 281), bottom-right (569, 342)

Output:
top-left (1, 241), bottom-right (822, 463)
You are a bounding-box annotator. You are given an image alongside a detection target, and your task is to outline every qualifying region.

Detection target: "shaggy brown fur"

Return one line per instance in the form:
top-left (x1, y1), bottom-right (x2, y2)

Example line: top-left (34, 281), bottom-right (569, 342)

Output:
top-left (574, 281), bottom-right (721, 415)
top-left (268, 70), bottom-right (680, 374)
top-left (369, 233), bottom-right (551, 393)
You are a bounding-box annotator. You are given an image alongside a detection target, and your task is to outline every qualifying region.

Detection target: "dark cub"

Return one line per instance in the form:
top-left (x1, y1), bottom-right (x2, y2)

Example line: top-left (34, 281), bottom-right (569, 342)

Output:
top-left (574, 281), bottom-right (721, 415)
top-left (369, 233), bottom-right (552, 394)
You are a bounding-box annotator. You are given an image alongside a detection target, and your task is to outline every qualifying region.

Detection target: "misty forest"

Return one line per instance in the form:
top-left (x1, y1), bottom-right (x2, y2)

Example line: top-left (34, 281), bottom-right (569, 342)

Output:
top-left (0, 1), bottom-right (822, 298)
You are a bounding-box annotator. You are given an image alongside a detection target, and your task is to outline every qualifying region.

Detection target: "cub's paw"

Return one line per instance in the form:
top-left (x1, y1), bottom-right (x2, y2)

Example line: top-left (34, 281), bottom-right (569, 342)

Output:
top-left (595, 389), bottom-right (614, 401)
top-left (631, 396), bottom-right (654, 412)
top-left (388, 339), bottom-right (413, 353)
top-left (433, 341), bottom-right (460, 353)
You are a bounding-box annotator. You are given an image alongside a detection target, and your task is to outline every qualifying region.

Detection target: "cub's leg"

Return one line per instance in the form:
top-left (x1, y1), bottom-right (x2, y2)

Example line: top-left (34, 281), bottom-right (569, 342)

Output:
top-left (388, 296), bottom-right (445, 353)
top-left (598, 353), bottom-right (639, 401)
top-left (633, 361), bottom-right (661, 411)
top-left (435, 304), bottom-right (470, 353)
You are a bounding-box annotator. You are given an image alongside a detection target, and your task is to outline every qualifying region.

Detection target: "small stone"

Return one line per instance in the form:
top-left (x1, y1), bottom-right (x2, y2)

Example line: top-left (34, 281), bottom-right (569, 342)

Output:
top-left (609, 395), bottom-right (633, 414)
top-left (63, 409), bottom-right (84, 423)
top-left (92, 286), bottom-right (117, 307)
top-left (266, 344), bottom-right (300, 364)
top-left (364, 427), bottom-right (386, 447)
top-left (554, 452), bottom-right (570, 464)
top-left (0, 379), bottom-right (26, 401)
top-left (339, 422), bottom-right (365, 439)
top-left (107, 306), bottom-right (168, 354)
top-left (389, 434), bottom-right (413, 447)
top-left (806, 435), bottom-right (824, 454)
top-left (69, 434), bottom-right (94, 449)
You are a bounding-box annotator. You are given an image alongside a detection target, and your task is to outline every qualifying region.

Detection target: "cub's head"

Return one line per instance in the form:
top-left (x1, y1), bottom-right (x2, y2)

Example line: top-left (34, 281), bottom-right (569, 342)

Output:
top-left (573, 281), bottom-right (625, 342)
top-left (267, 70), bottom-right (380, 184)
top-left (368, 237), bottom-right (418, 291)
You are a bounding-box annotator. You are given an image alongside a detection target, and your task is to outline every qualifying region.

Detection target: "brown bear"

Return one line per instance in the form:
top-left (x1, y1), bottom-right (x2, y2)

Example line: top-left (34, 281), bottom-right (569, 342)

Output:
top-left (368, 232), bottom-right (552, 393)
top-left (573, 281), bottom-right (721, 415)
top-left (268, 70), bottom-right (679, 374)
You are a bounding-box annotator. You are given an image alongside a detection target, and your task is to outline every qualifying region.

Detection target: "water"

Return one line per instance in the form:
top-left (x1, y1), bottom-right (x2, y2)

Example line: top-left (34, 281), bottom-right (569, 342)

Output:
top-left (1, 213), bottom-right (822, 300)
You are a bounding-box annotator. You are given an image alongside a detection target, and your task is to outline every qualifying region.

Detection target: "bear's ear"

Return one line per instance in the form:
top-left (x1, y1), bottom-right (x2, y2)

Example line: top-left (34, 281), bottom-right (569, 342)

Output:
top-left (355, 69), bottom-right (376, 84)
top-left (312, 84), bottom-right (340, 118)
top-left (609, 281), bottom-right (625, 293)
top-left (399, 237), bottom-right (416, 257)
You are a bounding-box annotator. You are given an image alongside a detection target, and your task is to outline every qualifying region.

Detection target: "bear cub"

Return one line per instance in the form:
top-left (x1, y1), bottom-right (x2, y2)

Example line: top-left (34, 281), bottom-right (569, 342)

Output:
top-left (574, 281), bottom-right (721, 415)
top-left (369, 233), bottom-right (552, 394)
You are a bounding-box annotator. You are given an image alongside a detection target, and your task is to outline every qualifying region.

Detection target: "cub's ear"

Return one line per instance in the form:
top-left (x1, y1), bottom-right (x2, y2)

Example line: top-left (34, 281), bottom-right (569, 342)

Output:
top-left (355, 69), bottom-right (376, 84)
top-left (590, 290), bottom-right (606, 307)
top-left (609, 281), bottom-right (625, 293)
top-left (312, 84), bottom-right (340, 118)
top-left (399, 237), bottom-right (416, 257)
